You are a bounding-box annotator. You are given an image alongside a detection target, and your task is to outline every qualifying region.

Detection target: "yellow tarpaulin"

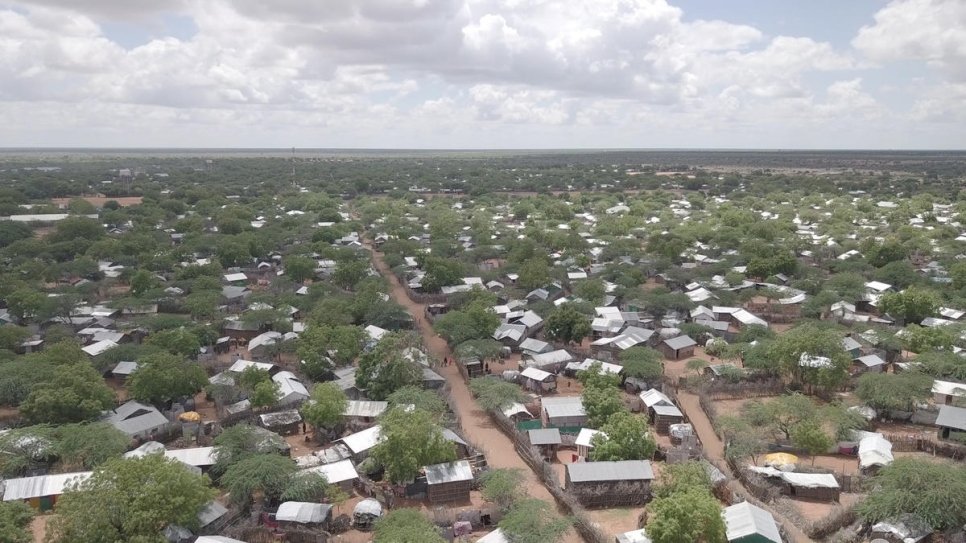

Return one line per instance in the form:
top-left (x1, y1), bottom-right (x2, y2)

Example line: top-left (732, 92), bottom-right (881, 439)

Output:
top-left (763, 452), bottom-right (799, 466)
top-left (178, 411), bottom-right (202, 423)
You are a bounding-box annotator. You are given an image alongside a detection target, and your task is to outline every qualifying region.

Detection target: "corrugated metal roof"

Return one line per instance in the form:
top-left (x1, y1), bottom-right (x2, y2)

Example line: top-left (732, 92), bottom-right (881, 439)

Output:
top-left (639, 389), bottom-right (673, 408)
top-left (567, 460), bottom-right (653, 483)
top-left (652, 404), bottom-right (683, 417)
top-left (520, 367), bottom-right (553, 382)
top-left (723, 502), bottom-right (781, 543)
top-left (339, 425), bottom-right (382, 454)
top-left (574, 428), bottom-right (603, 448)
top-left (304, 459), bottom-right (359, 485)
top-left (343, 400), bottom-right (389, 418)
top-left (616, 529), bottom-right (652, 543)
top-left (2, 471), bottom-right (92, 501)
top-left (476, 528), bottom-right (510, 543)
top-left (425, 459), bottom-right (473, 485)
top-left (663, 335), bottom-right (696, 350)
top-left (528, 428), bottom-right (562, 445)
top-left (936, 404), bottom-right (966, 431)
top-left (542, 396), bottom-right (586, 419)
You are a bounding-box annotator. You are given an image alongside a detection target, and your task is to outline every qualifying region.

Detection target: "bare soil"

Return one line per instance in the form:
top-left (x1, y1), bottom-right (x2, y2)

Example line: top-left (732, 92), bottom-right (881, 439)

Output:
top-left (367, 243), bottom-right (581, 543)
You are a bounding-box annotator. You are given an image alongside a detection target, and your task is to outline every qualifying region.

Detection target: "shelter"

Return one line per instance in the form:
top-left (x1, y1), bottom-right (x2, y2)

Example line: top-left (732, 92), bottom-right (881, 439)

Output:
top-left (565, 460), bottom-right (654, 507)
top-left (616, 529), bottom-right (653, 543)
top-left (852, 354), bottom-right (886, 374)
top-left (870, 514), bottom-right (932, 543)
top-left (275, 502), bottom-right (332, 529)
top-left (343, 400), bottom-right (388, 423)
top-left (541, 396), bottom-right (587, 429)
top-left (303, 459), bottom-right (360, 492)
top-left (747, 466), bottom-right (841, 501)
top-left (528, 428), bottom-right (562, 460)
top-left (425, 459), bottom-right (474, 504)
top-left (525, 349), bottom-right (574, 373)
top-left (196, 537), bottom-right (246, 543)
top-left (858, 433), bottom-right (894, 472)
top-left (575, 428), bottom-right (603, 459)
top-left (477, 528), bottom-right (511, 543)
top-left (520, 366), bottom-right (557, 392)
top-left (932, 379), bottom-right (966, 405)
top-left (659, 335), bottom-right (696, 360)
top-left (651, 404), bottom-right (684, 435)
top-left (2, 471), bottom-right (92, 510)
top-left (935, 404), bottom-right (966, 441)
top-left (272, 371), bottom-right (309, 406)
top-left (102, 401), bottom-right (170, 439)
top-left (723, 502), bottom-right (782, 543)
top-left (110, 360), bottom-right (139, 380)
top-left (259, 409), bottom-right (302, 436)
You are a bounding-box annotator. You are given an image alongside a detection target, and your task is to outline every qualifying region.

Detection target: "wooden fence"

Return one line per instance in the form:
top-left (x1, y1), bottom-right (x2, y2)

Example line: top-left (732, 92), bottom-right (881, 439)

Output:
top-left (698, 379), bottom-right (786, 400)
top-left (881, 433), bottom-right (966, 460)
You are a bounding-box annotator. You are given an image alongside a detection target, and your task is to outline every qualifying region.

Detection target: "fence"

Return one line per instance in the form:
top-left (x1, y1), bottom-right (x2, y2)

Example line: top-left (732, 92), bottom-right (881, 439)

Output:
top-left (699, 379), bottom-right (786, 400)
top-left (879, 433), bottom-right (966, 460)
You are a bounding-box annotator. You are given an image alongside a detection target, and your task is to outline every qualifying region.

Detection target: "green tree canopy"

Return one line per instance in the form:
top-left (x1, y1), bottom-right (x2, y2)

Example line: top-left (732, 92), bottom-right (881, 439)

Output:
top-left (879, 286), bottom-right (940, 324)
top-left (128, 353), bottom-right (207, 405)
top-left (301, 382), bottom-right (348, 432)
top-left (46, 455), bottom-right (217, 543)
top-left (544, 304), bottom-right (591, 345)
top-left (373, 508), bottom-right (446, 543)
top-left (386, 386), bottom-right (447, 417)
top-left (21, 362), bottom-right (115, 424)
top-left (589, 411), bottom-right (656, 461)
top-left (221, 453), bottom-right (298, 506)
top-left (468, 377), bottom-right (527, 411)
top-left (0, 501), bottom-right (33, 543)
top-left (857, 458), bottom-right (966, 531)
top-left (356, 333), bottom-right (423, 400)
top-left (855, 372), bottom-right (933, 412)
top-left (370, 408), bottom-right (456, 484)
top-left (479, 468), bottom-right (525, 510)
top-left (581, 383), bottom-right (625, 429)
top-left (499, 499), bottom-right (571, 543)
top-left (646, 487), bottom-right (726, 543)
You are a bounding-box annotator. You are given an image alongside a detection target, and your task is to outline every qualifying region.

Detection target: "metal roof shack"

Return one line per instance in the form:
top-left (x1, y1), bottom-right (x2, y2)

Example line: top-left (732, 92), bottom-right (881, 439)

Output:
top-left (343, 400), bottom-right (389, 419)
top-left (425, 459), bottom-right (474, 504)
top-left (102, 401), bottom-right (169, 439)
top-left (82, 339), bottom-right (118, 357)
top-left (276, 502), bottom-right (332, 525)
top-left (2, 471), bottom-right (92, 504)
top-left (566, 460), bottom-right (654, 484)
top-left (303, 459), bottom-right (360, 488)
top-left (936, 404), bottom-right (966, 436)
top-left (723, 501), bottom-right (782, 543)
top-left (528, 428), bottom-right (562, 446)
top-left (541, 396), bottom-right (587, 427)
top-left (662, 335), bottom-right (696, 350)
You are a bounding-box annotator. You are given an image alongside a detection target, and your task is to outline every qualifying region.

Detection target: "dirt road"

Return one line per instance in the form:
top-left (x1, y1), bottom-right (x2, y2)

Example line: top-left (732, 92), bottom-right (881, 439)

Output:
top-left (365, 243), bottom-right (583, 543)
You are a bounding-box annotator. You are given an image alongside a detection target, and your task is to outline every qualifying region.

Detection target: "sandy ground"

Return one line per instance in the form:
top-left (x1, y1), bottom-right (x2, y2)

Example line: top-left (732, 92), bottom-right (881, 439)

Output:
top-left (30, 515), bottom-right (49, 542)
top-left (789, 492), bottom-right (862, 523)
top-left (368, 243), bottom-right (582, 543)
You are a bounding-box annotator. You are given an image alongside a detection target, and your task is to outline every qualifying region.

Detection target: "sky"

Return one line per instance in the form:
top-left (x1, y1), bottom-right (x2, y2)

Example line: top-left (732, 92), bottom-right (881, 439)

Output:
top-left (0, 0), bottom-right (964, 149)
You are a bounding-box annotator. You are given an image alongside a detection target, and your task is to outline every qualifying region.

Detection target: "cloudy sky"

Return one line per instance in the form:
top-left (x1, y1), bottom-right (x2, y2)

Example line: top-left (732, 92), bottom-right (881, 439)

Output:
top-left (1, 0), bottom-right (964, 149)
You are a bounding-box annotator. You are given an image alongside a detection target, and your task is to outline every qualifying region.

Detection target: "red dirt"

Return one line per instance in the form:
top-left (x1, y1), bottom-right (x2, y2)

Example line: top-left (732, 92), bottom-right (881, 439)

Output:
top-left (367, 242), bottom-right (582, 543)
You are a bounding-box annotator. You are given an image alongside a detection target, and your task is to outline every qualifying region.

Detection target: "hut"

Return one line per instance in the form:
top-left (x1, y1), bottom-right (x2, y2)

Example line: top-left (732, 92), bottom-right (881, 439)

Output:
top-left (651, 404), bottom-right (684, 435)
top-left (275, 502), bottom-right (332, 530)
top-left (932, 379), bottom-right (966, 405)
top-left (564, 460), bottom-right (654, 507)
top-left (338, 426), bottom-right (382, 461)
top-left (525, 349), bottom-right (574, 373)
top-left (343, 400), bottom-right (388, 425)
top-left (575, 428), bottom-right (604, 459)
top-left (2, 471), bottom-right (92, 511)
top-left (478, 528), bottom-right (511, 543)
top-left (425, 460), bottom-right (474, 504)
top-left (520, 367), bottom-right (557, 393)
top-left (352, 499), bottom-right (383, 531)
top-left (748, 467), bottom-right (841, 501)
top-left (110, 360), bottom-right (139, 382)
top-left (461, 357), bottom-right (484, 378)
top-left (259, 410), bottom-right (302, 436)
top-left (723, 502), bottom-right (782, 543)
top-left (102, 400), bottom-right (170, 440)
top-left (616, 529), bottom-right (652, 543)
top-left (303, 459), bottom-right (360, 492)
top-left (541, 396), bottom-right (587, 430)
top-left (858, 433), bottom-right (894, 473)
top-left (659, 335), bottom-right (696, 360)
top-left (852, 354), bottom-right (886, 375)
top-left (935, 404), bottom-right (966, 441)
top-left (528, 428), bottom-right (562, 460)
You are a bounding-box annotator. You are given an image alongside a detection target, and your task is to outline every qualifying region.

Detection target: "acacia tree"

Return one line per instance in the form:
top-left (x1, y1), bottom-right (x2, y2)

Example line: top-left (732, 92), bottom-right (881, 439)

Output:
top-left (879, 286), bottom-right (940, 325)
top-left (128, 353), bottom-right (208, 405)
top-left (544, 304), bottom-right (591, 345)
top-left (47, 455), bottom-right (217, 543)
top-left (499, 499), bottom-right (571, 543)
top-left (0, 501), bottom-right (33, 543)
top-left (479, 469), bottom-right (525, 510)
top-left (370, 408), bottom-right (456, 484)
top-left (791, 420), bottom-right (833, 465)
top-left (356, 333), bottom-right (423, 400)
top-left (373, 509), bottom-right (446, 543)
top-left (589, 411), bottom-right (656, 461)
top-left (619, 347), bottom-right (664, 381)
top-left (386, 386), bottom-right (447, 417)
top-left (857, 458), bottom-right (966, 531)
top-left (298, 325), bottom-right (364, 377)
top-left (20, 362), bottom-right (115, 424)
top-left (855, 372), bottom-right (933, 412)
top-left (469, 378), bottom-right (527, 411)
top-left (647, 488), bottom-right (726, 543)
top-left (301, 382), bottom-right (348, 439)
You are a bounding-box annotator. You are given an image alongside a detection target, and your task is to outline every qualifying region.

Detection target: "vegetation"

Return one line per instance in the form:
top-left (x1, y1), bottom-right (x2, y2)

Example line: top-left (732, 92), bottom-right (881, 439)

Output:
top-left (857, 458), bottom-right (966, 531)
top-left (373, 509), bottom-right (446, 543)
top-left (370, 408), bottom-right (456, 484)
top-left (589, 411), bottom-right (656, 461)
top-left (301, 382), bottom-right (348, 435)
top-left (499, 499), bottom-right (571, 543)
top-left (469, 377), bottom-right (527, 411)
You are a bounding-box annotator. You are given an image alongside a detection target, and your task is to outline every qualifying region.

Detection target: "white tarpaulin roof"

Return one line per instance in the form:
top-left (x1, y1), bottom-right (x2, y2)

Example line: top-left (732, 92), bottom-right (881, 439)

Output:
top-left (2, 471), bottom-right (92, 501)
top-left (858, 433), bottom-right (894, 468)
top-left (748, 466), bottom-right (840, 488)
top-left (276, 501), bottom-right (332, 524)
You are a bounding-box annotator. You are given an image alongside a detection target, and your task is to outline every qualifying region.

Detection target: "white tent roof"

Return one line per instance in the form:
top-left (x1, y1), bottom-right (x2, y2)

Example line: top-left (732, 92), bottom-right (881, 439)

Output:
top-left (574, 428), bottom-right (603, 448)
top-left (303, 459), bottom-right (359, 485)
top-left (858, 433), bottom-right (894, 469)
top-left (723, 502), bottom-right (781, 543)
top-left (276, 502), bottom-right (331, 524)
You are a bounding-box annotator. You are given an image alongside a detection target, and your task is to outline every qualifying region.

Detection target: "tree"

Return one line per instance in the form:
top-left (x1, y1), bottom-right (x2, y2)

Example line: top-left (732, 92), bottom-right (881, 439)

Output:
top-left (879, 286), bottom-right (941, 324)
top-left (434, 298), bottom-right (500, 347)
top-left (284, 256), bottom-right (316, 283)
top-left (250, 381), bottom-right (280, 409)
top-left (5, 288), bottom-right (44, 322)
top-left (517, 258), bottom-right (551, 291)
top-left (356, 333), bottom-right (423, 400)
top-left (581, 384), bottom-right (625, 429)
top-left (373, 509), bottom-right (446, 543)
top-left (145, 328), bottom-right (201, 358)
top-left (857, 458), bottom-right (966, 531)
top-left (744, 394), bottom-right (817, 441)
top-left (184, 291), bottom-right (220, 320)
top-left (212, 423), bottom-right (287, 475)
top-left (128, 353), bottom-right (207, 405)
top-left (53, 423), bottom-right (131, 471)
top-left (46, 455), bottom-right (217, 543)
top-left (900, 324), bottom-right (956, 353)
top-left (499, 499), bottom-right (571, 543)
top-left (573, 279), bottom-right (606, 304)
top-left (386, 386), bottom-right (447, 417)
top-left (479, 469), bottom-right (525, 510)
top-left (298, 325), bottom-right (363, 371)
top-left (236, 366), bottom-right (271, 392)
top-left (590, 411), bottom-right (656, 461)
top-left (646, 488), bottom-right (726, 543)
top-left (468, 378), bottom-right (526, 411)
top-left (654, 461), bottom-right (712, 498)
top-left (717, 416), bottom-right (768, 465)
top-left (764, 323), bottom-right (850, 392)
top-left (0, 325), bottom-right (29, 352)
top-left (21, 362), bottom-right (115, 424)
top-left (129, 270), bottom-right (157, 296)
top-left (544, 305), bottom-right (591, 345)
top-left (856, 372), bottom-right (933, 412)
top-left (914, 351), bottom-right (966, 381)
top-left (686, 358), bottom-right (708, 374)
top-left (370, 408), bottom-right (456, 483)
top-left (420, 257), bottom-right (464, 293)
top-left (221, 453), bottom-right (298, 506)
top-left (301, 382), bottom-right (347, 434)
top-left (280, 471), bottom-right (331, 503)
top-left (619, 347), bottom-right (664, 381)
top-left (0, 501), bottom-right (33, 543)
top-left (790, 419), bottom-right (833, 465)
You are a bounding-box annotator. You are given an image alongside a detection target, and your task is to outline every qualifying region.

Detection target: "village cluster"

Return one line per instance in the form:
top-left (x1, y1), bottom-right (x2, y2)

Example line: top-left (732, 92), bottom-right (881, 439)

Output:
top-left (0, 154), bottom-right (962, 543)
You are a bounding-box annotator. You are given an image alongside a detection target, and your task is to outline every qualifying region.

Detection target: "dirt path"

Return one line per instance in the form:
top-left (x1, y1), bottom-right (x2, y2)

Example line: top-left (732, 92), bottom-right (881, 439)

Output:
top-left (674, 391), bottom-right (815, 543)
top-left (365, 242), bottom-right (583, 543)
